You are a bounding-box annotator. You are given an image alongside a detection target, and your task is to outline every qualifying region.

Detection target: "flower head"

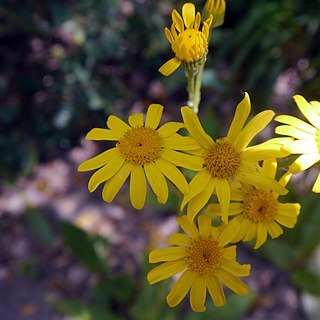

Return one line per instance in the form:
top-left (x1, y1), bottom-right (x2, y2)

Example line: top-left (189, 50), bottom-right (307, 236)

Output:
top-left (275, 95), bottom-right (320, 192)
top-left (159, 3), bottom-right (212, 76)
top-left (78, 104), bottom-right (201, 209)
top-left (207, 159), bottom-right (301, 249)
top-left (203, 0), bottom-right (226, 28)
top-left (147, 214), bottom-right (250, 312)
top-left (181, 93), bottom-right (288, 222)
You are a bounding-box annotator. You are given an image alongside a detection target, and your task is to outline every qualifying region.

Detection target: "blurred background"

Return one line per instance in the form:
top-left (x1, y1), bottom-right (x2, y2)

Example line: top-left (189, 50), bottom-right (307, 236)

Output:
top-left (1, 0), bottom-right (320, 319)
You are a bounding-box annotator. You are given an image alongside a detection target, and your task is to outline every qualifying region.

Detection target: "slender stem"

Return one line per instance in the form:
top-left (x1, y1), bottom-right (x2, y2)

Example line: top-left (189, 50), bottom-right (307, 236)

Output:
top-left (186, 68), bottom-right (195, 109)
top-left (193, 62), bottom-right (205, 114)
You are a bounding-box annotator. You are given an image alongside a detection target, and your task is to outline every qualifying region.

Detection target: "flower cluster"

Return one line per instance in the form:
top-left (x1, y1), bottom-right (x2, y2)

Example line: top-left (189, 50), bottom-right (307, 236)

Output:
top-left (77, 0), bottom-right (317, 314)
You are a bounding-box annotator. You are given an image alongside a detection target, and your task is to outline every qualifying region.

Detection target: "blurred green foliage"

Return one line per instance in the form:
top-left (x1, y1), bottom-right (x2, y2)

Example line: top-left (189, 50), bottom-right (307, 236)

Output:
top-left (1, 0), bottom-right (320, 180)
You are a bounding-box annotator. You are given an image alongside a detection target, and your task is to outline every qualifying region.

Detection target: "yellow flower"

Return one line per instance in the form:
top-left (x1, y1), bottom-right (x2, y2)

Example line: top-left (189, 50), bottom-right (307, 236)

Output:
top-left (159, 3), bottom-right (212, 76)
top-left (78, 104), bottom-right (201, 209)
top-left (147, 214), bottom-right (250, 312)
top-left (275, 95), bottom-right (320, 193)
top-left (207, 159), bottom-right (301, 249)
top-left (181, 93), bottom-right (288, 222)
top-left (203, 0), bottom-right (226, 28)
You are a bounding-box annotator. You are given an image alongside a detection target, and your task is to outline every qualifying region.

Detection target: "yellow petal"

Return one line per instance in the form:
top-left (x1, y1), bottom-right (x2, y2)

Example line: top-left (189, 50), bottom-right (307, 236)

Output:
top-left (187, 177), bottom-right (217, 220)
top-left (222, 245), bottom-right (236, 260)
top-left (144, 162), bottom-right (168, 204)
top-left (242, 220), bottom-right (257, 242)
top-left (194, 12), bottom-right (201, 30)
top-left (181, 106), bottom-right (215, 149)
top-left (159, 57), bottom-right (181, 76)
top-left (294, 95), bottom-right (320, 128)
top-left (167, 233), bottom-right (191, 246)
top-left (227, 92), bottom-right (251, 143)
top-left (102, 162), bottom-right (133, 202)
top-left (157, 122), bottom-right (184, 138)
top-left (182, 3), bottom-right (195, 28)
top-left (215, 269), bottom-right (249, 296)
top-left (312, 173), bottom-right (320, 193)
top-left (106, 115), bottom-right (130, 132)
top-left (162, 134), bottom-right (201, 150)
top-left (128, 113), bottom-right (143, 127)
top-left (85, 128), bottom-right (122, 141)
top-left (145, 104), bottom-right (163, 129)
top-left (181, 170), bottom-right (213, 210)
top-left (283, 140), bottom-right (318, 154)
top-left (218, 219), bottom-right (240, 246)
top-left (237, 171), bottom-right (288, 195)
top-left (254, 223), bottom-right (268, 249)
top-left (207, 202), bottom-right (243, 216)
top-left (216, 179), bottom-right (231, 223)
top-left (261, 158), bottom-right (277, 179)
top-left (155, 158), bottom-right (189, 194)
top-left (234, 110), bottom-right (275, 150)
top-left (207, 276), bottom-right (226, 307)
top-left (275, 214), bottom-right (297, 228)
top-left (190, 276), bottom-right (206, 312)
top-left (275, 115), bottom-right (317, 135)
top-left (275, 125), bottom-right (315, 140)
top-left (266, 222), bottom-right (283, 239)
top-left (278, 203), bottom-right (301, 217)
top-left (198, 214), bottom-right (212, 236)
top-left (130, 165), bottom-right (146, 210)
top-left (290, 153), bottom-right (320, 174)
top-left (172, 9), bottom-right (184, 33)
top-left (149, 247), bottom-right (186, 263)
top-left (243, 143), bottom-right (289, 162)
top-left (88, 153), bottom-right (125, 192)
top-left (162, 149), bottom-right (203, 171)
top-left (176, 215), bottom-right (199, 238)
top-left (78, 148), bottom-right (119, 172)
top-left (167, 270), bottom-right (196, 307)
top-left (221, 260), bottom-right (251, 277)
top-left (165, 27), bottom-right (174, 44)
top-left (147, 260), bottom-right (186, 284)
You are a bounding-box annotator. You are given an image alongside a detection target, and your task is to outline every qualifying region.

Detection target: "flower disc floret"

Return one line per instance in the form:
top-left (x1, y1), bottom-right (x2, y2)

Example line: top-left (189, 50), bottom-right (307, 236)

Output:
top-left (172, 29), bottom-right (207, 62)
top-left (243, 189), bottom-right (277, 223)
top-left (117, 127), bottom-right (162, 165)
top-left (204, 140), bottom-right (241, 179)
top-left (186, 236), bottom-right (222, 276)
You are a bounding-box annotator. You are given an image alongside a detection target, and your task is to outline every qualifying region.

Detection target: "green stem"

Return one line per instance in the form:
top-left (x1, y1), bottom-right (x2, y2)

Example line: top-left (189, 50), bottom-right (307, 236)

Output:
top-left (186, 68), bottom-right (195, 110)
top-left (193, 63), bottom-right (205, 114)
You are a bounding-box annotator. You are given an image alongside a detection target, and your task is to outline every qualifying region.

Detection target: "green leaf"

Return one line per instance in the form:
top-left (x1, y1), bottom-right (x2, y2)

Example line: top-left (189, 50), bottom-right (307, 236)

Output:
top-left (291, 269), bottom-right (320, 296)
top-left (26, 208), bottom-right (54, 246)
top-left (60, 221), bottom-right (107, 274)
top-left (52, 300), bottom-right (121, 320)
top-left (257, 239), bottom-right (295, 270)
top-left (93, 275), bottom-right (135, 306)
top-left (185, 292), bottom-right (257, 320)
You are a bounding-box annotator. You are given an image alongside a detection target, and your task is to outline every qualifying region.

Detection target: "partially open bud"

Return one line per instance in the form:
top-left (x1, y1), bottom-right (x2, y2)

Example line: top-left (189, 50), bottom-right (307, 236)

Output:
top-left (203, 0), bottom-right (226, 28)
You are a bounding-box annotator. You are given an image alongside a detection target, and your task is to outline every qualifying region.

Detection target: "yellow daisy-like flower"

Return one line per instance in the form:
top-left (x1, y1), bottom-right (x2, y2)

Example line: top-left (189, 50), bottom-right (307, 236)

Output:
top-left (159, 3), bottom-right (213, 76)
top-left (275, 95), bottom-right (320, 193)
top-left (147, 214), bottom-right (250, 312)
top-left (181, 92), bottom-right (288, 222)
top-left (207, 159), bottom-right (301, 249)
top-left (78, 104), bottom-right (201, 209)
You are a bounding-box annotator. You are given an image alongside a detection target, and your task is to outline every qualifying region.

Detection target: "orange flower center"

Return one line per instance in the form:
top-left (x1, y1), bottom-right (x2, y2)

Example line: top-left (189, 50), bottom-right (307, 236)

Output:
top-left (204, 140), bottom-right (242, 179)
top-left (172, 29), bottom-right (207, 62)
top-left (243, 189), bottom-right (278, 223)
top-left (117, 127), bottom-right (162, 165)
top-left (186, 236), bottom-right (222, 276)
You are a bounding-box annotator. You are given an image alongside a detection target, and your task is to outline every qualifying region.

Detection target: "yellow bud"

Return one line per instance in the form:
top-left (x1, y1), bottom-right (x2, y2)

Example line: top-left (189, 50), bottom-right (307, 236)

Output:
top-left (203, 0), bottom-right (226, 28)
